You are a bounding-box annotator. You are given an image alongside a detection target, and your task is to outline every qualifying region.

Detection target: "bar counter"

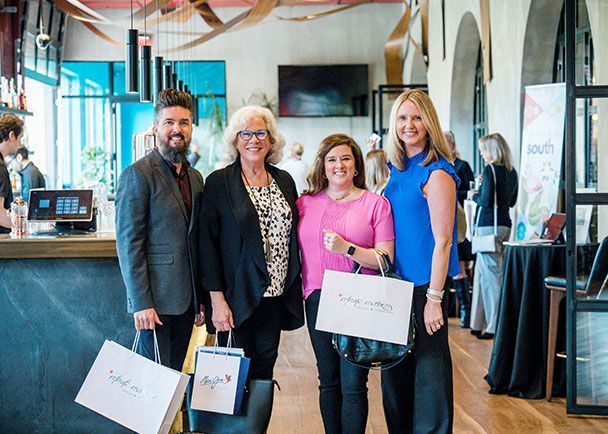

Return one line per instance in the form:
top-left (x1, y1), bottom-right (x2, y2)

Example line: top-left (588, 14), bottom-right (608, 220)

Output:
top-left (0, 232), bottom-right (133, 433)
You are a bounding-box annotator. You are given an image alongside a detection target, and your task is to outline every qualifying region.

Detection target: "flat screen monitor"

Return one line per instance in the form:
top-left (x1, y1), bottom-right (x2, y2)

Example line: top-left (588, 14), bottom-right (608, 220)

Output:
top-left (278, 64), bottom-right (369, 117)
top-left (28, 189), bottom-right (94, 222)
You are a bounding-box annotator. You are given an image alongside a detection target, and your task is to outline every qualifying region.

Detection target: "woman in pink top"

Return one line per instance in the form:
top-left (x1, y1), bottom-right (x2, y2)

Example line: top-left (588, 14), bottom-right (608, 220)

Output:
top-left (297, 134), bottom-right (395, 434)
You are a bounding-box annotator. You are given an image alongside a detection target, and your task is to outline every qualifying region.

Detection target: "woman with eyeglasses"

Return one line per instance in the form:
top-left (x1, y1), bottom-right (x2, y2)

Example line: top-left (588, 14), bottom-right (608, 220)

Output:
top-left (200, 105), bottom-right (304, 380)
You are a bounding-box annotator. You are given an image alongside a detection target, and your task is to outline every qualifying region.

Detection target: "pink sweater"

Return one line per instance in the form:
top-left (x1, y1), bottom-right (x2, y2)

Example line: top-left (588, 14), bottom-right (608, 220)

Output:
top-left (297, 190), bottom-right (395, 300)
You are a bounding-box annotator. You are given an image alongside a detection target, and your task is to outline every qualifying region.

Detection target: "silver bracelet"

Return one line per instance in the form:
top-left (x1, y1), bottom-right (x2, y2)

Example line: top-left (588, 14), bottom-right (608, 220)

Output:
top-left (426, 288), bottom-right (445, 299)
top-left (426, 293), bottom-right (442, 304)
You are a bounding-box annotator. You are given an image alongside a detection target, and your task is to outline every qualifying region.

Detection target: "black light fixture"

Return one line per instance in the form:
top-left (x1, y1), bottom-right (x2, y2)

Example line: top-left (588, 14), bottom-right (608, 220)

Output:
top-left (178, 79), bottom-right (184, 91)
top-left (139, 0), bottom-right (152, 102)
top-left (153, 56), bottom-right (163, 102)
top-left (192, 96), bottom-right (199, 126)
top-left (140, 44), bottom-right (152, 102)
top-left (163, 63), bottom-right (172, 89)
top-left (125, 0), bottom-right (138, 93)
top-left (172, 70), bottom-right (178, 89)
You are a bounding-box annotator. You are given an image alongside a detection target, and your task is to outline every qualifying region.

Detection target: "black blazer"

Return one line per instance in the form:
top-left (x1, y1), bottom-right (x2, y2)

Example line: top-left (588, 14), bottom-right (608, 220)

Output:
top-left (200, 160), bottom-right (305, 331)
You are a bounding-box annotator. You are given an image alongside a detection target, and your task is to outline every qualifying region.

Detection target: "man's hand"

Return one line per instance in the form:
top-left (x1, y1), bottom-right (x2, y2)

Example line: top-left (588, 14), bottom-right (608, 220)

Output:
top-left (194, 303), bottom-right (206, 327)
top-left (133, 308), bottom-right (163, 331)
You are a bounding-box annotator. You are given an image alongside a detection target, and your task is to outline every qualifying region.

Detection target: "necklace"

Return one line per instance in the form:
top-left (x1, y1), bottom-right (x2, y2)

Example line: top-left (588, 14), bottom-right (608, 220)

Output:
top-left (326, 185), bottom-right (355, 201)
top-left (242, 169), bottom-right (274, 262)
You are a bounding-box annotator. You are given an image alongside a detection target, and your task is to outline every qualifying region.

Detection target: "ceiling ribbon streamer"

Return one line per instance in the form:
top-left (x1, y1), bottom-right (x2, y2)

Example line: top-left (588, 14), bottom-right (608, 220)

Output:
top-left (274, 0), bottom-right (370, 22)
top-left (384, 2), bottom-right (411, 85)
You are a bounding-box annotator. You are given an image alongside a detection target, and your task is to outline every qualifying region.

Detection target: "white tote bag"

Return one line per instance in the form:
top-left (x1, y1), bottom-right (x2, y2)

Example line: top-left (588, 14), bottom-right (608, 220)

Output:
top-left (190, 332), bottom-right (250, 415)
top-left (75, 333), bottom-right (190, 434)
top-left (316, 267), bottom-right (414, 345)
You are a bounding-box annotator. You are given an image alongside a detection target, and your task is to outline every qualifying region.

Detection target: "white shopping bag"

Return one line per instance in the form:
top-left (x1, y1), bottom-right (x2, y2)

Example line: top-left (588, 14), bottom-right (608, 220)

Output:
top-left (190, 342), bottom-right (250, 415)
top-left (464, 199), bottom-right (478, 241)
top-left (75, 335), bottom-right (190, 434)
top-left (316, 269), bottom-right (414, 345)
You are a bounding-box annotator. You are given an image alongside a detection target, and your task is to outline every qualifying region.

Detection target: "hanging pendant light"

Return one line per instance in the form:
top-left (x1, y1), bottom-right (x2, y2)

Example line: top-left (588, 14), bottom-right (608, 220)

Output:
top-left (139, 0), bottom-right (152, 102)
top-left (152, 0), bottom-right (163, 101)
top-left (172, 70), bottom-right (178, 89)
top-left (163, 63), bottom-right (172, 89)
top-left (125, 0), bottom-right (138, 93)
top-left (178, 79), bottom-right (184, 91)
top-left (140, 45), bottom-right (152, 102)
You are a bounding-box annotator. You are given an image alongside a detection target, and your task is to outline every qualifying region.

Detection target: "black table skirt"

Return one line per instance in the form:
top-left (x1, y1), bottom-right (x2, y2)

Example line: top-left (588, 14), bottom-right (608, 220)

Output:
top-left (486, 244), bottom-right (597, 399)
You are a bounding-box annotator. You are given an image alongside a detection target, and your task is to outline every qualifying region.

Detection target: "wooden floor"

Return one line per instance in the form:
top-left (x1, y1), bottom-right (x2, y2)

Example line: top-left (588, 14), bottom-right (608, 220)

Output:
top-left (269, 319), bottom-right (608, 433)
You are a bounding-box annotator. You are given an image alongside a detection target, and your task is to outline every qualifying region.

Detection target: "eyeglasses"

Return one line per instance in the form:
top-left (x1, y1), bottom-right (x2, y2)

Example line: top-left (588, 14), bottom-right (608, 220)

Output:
top-left (238, 129), bottom-right (269, 141)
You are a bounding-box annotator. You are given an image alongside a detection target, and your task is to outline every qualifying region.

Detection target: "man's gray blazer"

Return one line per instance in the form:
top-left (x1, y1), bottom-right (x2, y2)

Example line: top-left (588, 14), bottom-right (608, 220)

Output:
top-left (115, 149), bottom-right (204, 315)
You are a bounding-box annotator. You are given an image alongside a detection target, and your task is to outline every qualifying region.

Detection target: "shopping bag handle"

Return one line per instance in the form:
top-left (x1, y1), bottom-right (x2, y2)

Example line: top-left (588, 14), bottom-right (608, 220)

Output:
top-left (350, 249), bottom-right (388, 278)
top-left (131, 330), bottom-right (161, 364)
top-left (211, 329), bottom-right (236, 358)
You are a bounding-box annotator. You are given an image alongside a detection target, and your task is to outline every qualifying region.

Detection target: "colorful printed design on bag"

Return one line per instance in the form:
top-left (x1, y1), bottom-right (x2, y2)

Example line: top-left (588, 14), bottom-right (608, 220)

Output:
top-left (107, 370), bottom-right (160, 402)
top-left (337, 292), bottom-right (394, 313)
top-left (198, 374), bottom-right (232, 389)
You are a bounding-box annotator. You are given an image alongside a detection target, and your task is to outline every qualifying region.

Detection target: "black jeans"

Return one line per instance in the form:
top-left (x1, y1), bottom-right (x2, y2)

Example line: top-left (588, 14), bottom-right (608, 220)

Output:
top-left (218, 296), bottom-right (284, 380)
top-left (381, 284), bottom-right (454, 434)
top-left (306, 289), bottom-right (370, 434)
top-left (138, 304), bottom-right (194, 372)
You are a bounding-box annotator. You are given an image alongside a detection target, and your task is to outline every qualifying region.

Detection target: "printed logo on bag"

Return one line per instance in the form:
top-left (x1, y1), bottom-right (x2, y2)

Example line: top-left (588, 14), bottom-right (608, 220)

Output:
top-left (337, 292), bottom-right (394, 313)
top-left (107, 369), bottom-right (159, 402)
top-left (199, 374), bottom-right (232, 389)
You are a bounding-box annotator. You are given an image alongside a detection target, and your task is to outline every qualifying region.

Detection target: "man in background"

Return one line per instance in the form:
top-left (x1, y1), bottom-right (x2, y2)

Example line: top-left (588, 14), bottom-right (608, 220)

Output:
top-left (0, 114), bottom-right (25, 233)
top-left (115, 89), bottom-right (207, 371)
top-left (14, 146), bottom-right (45, 201)
top-left (280, 142), bottom-right (309, 195)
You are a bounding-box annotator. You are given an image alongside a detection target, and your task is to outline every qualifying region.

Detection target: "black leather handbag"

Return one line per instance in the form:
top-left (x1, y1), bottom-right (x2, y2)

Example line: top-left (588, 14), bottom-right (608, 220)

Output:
top-left (187, 378), bottom-right (279, 434)
top-left (332, 251), bottom-right (415, 370)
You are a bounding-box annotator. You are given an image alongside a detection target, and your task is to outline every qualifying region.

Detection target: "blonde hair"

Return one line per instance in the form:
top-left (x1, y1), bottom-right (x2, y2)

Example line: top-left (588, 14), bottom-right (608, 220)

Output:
top-left (223, 105), bottom-right (285, 165)
top-left (289, 142), bottom-right (304, 157)
top-left (386, 89), bottom-right (453, 171)
top-left (304, 134), bottom-right (366, 196)
top-left (443, 130), bottom-right (460, 159)
top-left (478, 133), bottom-right (513, 171)
top-left (365, 150), bottom-right (389, 194)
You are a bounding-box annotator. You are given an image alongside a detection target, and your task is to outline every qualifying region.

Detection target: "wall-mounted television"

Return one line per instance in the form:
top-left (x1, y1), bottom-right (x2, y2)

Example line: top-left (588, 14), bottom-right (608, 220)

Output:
top-left (278, 65), bottom-right (369, 117)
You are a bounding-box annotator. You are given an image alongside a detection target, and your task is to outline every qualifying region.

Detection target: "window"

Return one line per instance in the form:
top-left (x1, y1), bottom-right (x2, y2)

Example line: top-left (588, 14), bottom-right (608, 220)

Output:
top-left (472, 45), bottom-right (488, 174)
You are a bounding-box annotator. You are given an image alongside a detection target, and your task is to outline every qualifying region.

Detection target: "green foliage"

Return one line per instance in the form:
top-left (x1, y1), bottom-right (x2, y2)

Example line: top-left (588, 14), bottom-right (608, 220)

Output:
top-left (81, 146), bottom-right (111, 187)
top-left (241, 90), bottom-right (277, 115)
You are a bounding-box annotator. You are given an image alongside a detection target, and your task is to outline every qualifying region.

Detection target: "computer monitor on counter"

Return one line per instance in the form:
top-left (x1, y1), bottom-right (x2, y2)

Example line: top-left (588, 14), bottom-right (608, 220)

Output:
top-left (28, 189), bottom-right (95, 235)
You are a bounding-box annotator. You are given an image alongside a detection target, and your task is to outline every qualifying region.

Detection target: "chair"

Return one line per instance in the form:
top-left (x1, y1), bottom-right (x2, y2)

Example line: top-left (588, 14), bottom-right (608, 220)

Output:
top-left (544, 236), bottom-right (608, 401)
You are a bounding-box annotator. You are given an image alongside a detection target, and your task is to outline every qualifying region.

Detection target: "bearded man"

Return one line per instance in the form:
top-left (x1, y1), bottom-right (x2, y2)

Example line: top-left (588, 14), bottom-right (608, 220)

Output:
top-left (115, 89), bottom-right (207, 370)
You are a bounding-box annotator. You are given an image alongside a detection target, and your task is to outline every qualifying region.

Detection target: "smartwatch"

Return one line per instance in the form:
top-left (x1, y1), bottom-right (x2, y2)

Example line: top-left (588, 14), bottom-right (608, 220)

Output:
top-left (345, 245), bottom-right (356, 257)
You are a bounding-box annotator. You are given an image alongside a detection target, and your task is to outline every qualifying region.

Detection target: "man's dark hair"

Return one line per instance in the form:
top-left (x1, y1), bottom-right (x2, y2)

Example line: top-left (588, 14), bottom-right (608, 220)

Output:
top-left (0, 113), bottom-right (25, 142)
top-left (154, 89), bottom-right (193, 122)
top-left (15, 147), bottom-right (29, 159)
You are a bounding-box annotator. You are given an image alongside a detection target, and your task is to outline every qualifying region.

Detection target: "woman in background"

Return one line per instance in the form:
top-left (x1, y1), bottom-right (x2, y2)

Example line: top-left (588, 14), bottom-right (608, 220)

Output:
top-left (444, 130), bottom-right (475, 328)
top-left (381, 89), bottom-right (458, 433)
top-left (298, 134), bottom-right (394, 434)
top-left (365, 149), bottom-right (390, 194)
top-left (468, 133), bottom-right (518, 339)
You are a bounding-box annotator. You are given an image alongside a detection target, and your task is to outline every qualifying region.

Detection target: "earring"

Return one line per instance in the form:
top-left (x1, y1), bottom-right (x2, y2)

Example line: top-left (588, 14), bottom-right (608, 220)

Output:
top-left (323, 174), bottom-right (327, 179)
top-left (354, 171), bottom-right (358, 176)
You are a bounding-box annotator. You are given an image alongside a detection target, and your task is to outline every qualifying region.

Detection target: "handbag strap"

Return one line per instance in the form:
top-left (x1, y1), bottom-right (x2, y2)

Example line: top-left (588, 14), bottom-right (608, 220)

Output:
top-left (474, 164), bottom-right (498, 236)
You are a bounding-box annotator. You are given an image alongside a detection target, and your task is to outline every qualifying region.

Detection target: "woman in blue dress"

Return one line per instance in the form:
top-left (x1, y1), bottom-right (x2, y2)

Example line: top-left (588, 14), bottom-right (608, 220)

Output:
top-left (381, 89), bottom-right (459, 434)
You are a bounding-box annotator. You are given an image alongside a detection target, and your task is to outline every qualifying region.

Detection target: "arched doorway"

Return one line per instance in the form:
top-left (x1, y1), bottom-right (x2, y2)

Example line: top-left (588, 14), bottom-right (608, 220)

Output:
top-left (449, 12), bottom-right (484, 171)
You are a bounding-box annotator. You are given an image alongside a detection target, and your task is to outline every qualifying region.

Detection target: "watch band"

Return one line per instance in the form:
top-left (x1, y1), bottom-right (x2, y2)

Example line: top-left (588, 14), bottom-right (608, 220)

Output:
top-left (426, 288), bottom-right (445, 299)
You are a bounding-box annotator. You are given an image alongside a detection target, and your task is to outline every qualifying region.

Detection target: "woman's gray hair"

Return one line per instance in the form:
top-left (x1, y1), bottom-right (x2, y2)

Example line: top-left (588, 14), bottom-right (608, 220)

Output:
top-left (223, 105), bottom-right (285, 165)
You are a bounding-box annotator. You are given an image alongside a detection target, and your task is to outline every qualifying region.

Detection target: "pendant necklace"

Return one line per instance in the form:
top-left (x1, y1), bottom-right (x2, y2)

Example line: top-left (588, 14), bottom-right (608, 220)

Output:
top-left (326, 184), bottom-right (355, 201)
top-left (242, 168), bottom-right (274, 263)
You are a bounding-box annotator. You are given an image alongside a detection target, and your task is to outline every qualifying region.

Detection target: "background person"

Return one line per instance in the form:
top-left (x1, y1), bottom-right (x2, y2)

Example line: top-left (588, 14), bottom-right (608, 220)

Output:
top-left (14, 146), bottom-right (45, 202)
top-left (365, 149), bottom-right (390, 194)
top-left (444, 131), bottom-right (475, 328)
top-left (280, 141), bottom-right (309, 195)
top-left (468, 133), bottom-right (518, 340)
top-left (115, 89), bottom-right (207, 370)
top-left (0, 114), bottom-right (24, 232)
top-left (200, 105), bottom-right (304, 380)
top-left (381, 89), bottom-right (458, 434)
top-left (298, 134), bottom-right (395, 434)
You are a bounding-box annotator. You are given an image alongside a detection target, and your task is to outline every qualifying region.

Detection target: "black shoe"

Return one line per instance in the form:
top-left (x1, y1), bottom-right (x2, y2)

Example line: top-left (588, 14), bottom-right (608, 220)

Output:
top-left (476, 332), bottom-right (494, 340)
top-left (470, 330), bottom-right (482, 336)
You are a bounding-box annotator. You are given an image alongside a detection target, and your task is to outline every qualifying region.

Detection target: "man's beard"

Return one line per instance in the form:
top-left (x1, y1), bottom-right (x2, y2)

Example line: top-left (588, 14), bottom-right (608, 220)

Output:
top-left (157, 134), bottom-right (191, 164)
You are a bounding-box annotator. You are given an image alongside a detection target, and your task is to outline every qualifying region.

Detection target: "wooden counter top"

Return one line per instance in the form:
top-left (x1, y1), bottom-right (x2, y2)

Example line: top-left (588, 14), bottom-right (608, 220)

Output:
top-left (0, 232), bottom-right (117, 259)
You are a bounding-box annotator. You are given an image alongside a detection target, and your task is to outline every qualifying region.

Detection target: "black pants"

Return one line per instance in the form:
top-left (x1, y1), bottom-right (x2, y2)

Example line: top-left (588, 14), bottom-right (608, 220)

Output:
top-left (306, 289), bottom-right (370, 434)
top-left (381, 284), bottom-right (454, 434)
top-left (138, 304), bottom-right (194, 372)
top-left (218, 296), bottom-right (284, 380)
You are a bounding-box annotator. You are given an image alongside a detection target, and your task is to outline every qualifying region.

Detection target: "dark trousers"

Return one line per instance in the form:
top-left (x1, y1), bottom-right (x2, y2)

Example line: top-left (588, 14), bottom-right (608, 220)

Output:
top-left (218, 296), bottom-right (284, 380)
top-left (306, 289), bottom-right (370, 434)
top-left (138, 305), bottom-right (194, 372)
top-left (381, 284), bottom-right (454, 434)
